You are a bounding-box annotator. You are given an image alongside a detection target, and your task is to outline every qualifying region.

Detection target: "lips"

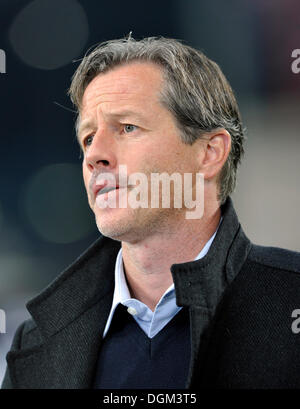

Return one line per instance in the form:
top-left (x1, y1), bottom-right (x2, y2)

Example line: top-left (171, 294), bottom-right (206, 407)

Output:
top-left (99, 186), bottom-right (118, 195)
top-left (93, 183), bottom-right (119, 199)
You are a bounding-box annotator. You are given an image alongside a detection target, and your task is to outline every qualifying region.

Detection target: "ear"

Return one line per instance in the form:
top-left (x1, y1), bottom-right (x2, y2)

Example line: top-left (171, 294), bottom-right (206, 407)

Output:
top-left (199, 129), bottom-right (231, 180)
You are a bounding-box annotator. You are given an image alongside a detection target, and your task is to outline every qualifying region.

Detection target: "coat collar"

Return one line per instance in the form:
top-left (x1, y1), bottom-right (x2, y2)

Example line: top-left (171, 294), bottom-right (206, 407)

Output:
top-left (26, 235), bottom-right (120, 340)
top-left (171, 197), bottom-right (252, 311)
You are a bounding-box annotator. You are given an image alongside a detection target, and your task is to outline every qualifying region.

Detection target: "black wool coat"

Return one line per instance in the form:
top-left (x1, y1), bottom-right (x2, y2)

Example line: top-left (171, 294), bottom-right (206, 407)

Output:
top-left (2, 197), bottom-right (300, 389)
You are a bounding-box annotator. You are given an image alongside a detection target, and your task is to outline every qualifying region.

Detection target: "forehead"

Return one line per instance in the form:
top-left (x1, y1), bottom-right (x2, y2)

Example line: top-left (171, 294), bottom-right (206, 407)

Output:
top-left (80, 61), bottom-right (164, 117)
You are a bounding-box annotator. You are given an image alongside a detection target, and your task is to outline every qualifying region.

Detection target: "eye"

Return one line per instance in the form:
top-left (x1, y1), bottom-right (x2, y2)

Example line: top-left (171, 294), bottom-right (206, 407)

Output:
top-left (123, 124), bottom-right (137, 133)
top-left (83, 134), bottom-right (94, 147)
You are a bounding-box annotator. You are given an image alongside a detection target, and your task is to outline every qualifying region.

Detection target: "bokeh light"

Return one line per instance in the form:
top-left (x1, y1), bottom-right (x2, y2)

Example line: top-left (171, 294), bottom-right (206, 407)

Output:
top-left (9, 0), bottom-right (89, 70)
top-left (0, 253), bottom-right (56, 293)
top-left (21, 163), bottom-right (95, 243)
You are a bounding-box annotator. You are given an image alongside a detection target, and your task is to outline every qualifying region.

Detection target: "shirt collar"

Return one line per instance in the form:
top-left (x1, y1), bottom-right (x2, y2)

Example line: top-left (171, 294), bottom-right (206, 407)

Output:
top-left (103, 220), bottom-right (221, 337)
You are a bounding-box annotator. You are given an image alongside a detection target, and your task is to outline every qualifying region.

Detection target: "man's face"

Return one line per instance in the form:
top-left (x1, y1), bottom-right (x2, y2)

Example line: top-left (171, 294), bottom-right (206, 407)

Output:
top-left (79, 61), bottom-right (202, 242)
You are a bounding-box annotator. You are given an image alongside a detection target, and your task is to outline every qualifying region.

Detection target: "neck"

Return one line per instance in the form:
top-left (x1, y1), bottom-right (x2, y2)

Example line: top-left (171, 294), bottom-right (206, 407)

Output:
top-left (121, 201), bottom-right (221, 311)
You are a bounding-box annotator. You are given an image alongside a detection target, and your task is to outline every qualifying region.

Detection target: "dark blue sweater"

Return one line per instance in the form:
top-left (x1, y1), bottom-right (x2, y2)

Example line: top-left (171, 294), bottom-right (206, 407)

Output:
top-left (93, 304), bottom-right (191, 389)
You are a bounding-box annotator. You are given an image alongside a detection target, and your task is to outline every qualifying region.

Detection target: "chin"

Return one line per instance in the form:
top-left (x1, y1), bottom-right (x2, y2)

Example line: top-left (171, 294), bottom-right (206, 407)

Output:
top-left (96, 223), bottom-right (126, 241)
top-left (94, 208), bottom-right (135, 241)
top-left (94, 206), bottom-right (175, 243)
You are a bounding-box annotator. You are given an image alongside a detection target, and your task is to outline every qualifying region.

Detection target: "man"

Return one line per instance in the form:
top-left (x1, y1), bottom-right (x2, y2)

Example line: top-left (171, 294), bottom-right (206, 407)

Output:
top-left (2, 36), bottom-right (300, 389)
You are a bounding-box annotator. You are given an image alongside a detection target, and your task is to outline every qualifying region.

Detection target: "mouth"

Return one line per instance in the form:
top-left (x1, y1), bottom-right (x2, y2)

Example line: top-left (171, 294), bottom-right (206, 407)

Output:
top-left (98, 186), bottom-right (119, 195)
top-left (93, 183), bottom-right (119, 200)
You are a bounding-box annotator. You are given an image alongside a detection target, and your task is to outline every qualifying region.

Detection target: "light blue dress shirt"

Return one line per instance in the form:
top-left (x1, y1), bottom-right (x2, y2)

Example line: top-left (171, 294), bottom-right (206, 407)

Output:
top-left (103, 224), bottom-right (221, 339)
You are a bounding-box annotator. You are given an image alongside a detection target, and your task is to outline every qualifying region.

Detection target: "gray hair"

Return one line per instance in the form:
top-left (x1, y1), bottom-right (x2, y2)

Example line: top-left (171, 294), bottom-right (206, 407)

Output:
top-left (68, 36), bottom-right (245, 204)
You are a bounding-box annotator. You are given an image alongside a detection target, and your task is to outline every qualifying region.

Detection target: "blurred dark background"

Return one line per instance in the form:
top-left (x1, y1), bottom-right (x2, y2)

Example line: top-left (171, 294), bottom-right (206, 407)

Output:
top-left (0, 0), bottom-right (300, 382)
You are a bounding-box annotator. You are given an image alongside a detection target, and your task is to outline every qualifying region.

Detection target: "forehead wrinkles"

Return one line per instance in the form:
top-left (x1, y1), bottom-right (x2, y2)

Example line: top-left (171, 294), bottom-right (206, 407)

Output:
top-left (82, 72), bottom-right (152, 110)
top-left (82, 91), bottom-right (144, 119)
top-left (80, 92), bottom-right (164, 131)
top-left (81, 63), bottom-right (164, 113)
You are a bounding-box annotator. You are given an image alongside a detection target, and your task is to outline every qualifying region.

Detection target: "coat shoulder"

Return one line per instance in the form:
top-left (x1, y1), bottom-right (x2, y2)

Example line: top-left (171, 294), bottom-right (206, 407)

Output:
top-left (1, 318), bottom-right (41, 389)
top-left (247, 243), bottom-right (300, 274)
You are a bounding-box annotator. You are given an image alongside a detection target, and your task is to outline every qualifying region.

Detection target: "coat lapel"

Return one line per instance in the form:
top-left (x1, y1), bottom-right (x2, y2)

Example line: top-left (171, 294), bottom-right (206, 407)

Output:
top-left (7, 236), bottom-right (121, 389)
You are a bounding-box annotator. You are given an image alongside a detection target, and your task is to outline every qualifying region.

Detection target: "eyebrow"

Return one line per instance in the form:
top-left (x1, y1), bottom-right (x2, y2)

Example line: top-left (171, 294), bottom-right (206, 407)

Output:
top-left (77, 118), bottom-right (95, 143)
top-left (77, 110), bottom-right (146, 143)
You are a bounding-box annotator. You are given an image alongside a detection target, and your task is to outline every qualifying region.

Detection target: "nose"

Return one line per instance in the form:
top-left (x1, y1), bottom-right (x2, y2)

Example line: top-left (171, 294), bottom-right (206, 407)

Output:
top-left (84, 128), bottom-right (117, 172)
